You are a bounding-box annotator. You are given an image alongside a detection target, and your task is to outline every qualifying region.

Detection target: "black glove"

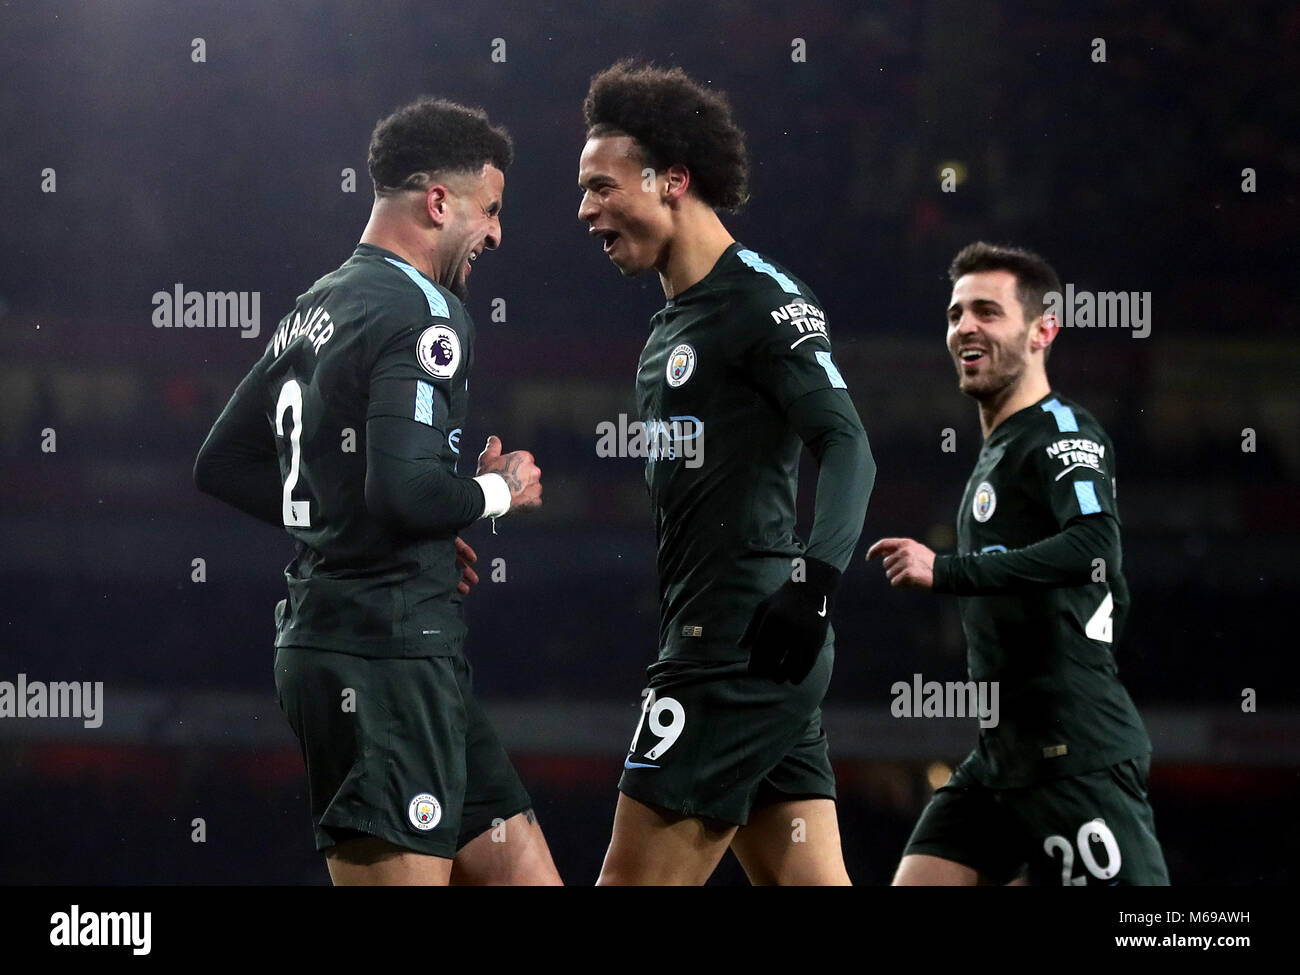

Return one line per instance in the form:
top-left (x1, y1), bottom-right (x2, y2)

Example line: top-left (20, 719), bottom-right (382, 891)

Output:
top-left (740, 556), bottom-right (841, 684)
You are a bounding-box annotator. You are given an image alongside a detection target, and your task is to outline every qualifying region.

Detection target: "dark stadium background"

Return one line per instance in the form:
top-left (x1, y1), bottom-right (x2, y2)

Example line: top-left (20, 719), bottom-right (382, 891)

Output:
top-left (1, 0), bottom-right (1295, 885)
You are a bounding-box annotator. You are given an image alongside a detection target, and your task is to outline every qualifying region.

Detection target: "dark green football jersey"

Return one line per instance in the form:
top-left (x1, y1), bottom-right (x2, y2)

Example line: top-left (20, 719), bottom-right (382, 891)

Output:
top-left (636, 243), bottom-right (858, 660)
top-left (948, 392), bottom-right (1150, 786)
top-left (259, 243), bottom-right (475, 657)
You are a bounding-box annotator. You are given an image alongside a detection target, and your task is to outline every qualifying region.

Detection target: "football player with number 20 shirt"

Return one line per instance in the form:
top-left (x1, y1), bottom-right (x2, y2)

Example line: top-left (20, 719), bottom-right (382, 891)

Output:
top-left (869, 242), bottom-right (1168, 886)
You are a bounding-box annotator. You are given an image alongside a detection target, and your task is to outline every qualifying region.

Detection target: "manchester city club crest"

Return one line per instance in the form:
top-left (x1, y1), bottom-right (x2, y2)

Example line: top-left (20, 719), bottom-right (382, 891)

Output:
top-left (972, 481), bottom-right (997, 522)
top-left (407, 792), bottom-right (442, 831)
top-left (666, 343), bottom-right (696, 387)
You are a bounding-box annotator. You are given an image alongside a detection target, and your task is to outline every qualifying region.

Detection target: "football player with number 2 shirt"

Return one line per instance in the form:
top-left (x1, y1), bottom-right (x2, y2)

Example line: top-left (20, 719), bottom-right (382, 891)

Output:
top-left (196, 98), bottom-right (560, 886)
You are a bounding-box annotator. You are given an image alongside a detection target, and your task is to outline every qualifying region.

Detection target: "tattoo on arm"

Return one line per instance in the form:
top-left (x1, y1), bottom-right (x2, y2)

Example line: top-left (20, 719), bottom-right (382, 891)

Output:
top-left (501, 455), bottom-right (524, 493)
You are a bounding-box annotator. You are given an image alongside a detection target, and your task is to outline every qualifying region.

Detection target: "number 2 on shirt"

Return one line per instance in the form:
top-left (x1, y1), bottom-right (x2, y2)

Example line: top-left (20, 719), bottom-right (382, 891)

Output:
top-left (275, 379), bottom-right (311, 527)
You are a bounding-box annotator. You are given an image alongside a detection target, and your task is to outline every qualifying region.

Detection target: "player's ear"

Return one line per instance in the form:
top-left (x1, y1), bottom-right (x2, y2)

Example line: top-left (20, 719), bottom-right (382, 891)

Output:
top-left (426, 185), bottom-right (449, 227)
top-left (1033, 312), bottom-right (1060, 352)
top-left (663, 164), bottom-right (690, 204)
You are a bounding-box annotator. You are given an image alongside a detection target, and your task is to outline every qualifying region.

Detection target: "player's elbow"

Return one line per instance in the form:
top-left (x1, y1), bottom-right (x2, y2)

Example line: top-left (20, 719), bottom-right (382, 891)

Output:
top-left (854, 429), bottom-right (877, 497)
top-left (193, 439), bottom-right (223, 498)
top-left (834, 425), bottom-right (876, 499)
top-left (363, 472), bottom-right (408, 531)
top-left (1057, 513), bottom-right (1122, 584)
top-left (1091, 512), bottom-right (1123, 568)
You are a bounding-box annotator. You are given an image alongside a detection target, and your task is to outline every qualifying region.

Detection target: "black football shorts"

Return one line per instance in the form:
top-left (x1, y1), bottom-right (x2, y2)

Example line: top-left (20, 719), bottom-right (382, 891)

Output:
top-left (274, 645), bottom-right (532, 859)
top-left (617, 640), bottom-right (837, 826)
top-left (903, 752), bottom-right (1169, 885)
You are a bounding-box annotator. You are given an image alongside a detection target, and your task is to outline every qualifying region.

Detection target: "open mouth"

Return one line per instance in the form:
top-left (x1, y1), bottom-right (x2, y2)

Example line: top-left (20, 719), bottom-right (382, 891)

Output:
top-left (600, 230), bottom-right (620, 254)
top-left (958, 347), bottom-right (986, 366)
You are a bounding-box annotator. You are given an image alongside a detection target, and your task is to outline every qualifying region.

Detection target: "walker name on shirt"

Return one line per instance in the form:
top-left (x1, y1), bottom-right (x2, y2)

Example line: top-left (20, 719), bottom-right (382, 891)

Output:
top-left (271, 305), bottom-right (336, 358)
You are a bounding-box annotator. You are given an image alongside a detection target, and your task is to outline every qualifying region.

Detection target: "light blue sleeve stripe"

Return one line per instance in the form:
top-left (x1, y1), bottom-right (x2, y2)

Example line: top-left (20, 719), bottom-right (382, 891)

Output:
top-left (385, 258), bottom-right (450, 318)
top-left (815, 350), bottom-right (848, 389)
top-left (1074, 481), bottom-right (1101, 515)
top-left (736, 249), bottom-right (800, 295)
top-left (414, 381), bottom-right (434, 425)
top-left (1041, 397), bottom-right (1079, 432)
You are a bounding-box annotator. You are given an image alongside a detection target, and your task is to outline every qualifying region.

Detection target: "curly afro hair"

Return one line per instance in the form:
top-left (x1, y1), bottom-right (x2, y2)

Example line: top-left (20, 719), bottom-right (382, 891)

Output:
top-left (368, 97), bottom-right (513, 196)
top-left (583, 59), bottom-right (749, 212)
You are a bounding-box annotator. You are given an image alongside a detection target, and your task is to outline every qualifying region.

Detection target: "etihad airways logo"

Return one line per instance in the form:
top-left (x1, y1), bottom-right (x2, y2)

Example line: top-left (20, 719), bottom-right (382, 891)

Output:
top-left (595, 413), bottom-right (703, 469)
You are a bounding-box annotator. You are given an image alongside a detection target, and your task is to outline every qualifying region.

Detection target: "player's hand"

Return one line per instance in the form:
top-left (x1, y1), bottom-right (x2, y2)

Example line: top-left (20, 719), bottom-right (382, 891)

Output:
top-left (866, 537), bottom-right (935, 589)
top-left (454, 536), bottom-right (479, 595)
top-left (476, 435), bottom-right (542, 512)
top-left (740, 556), bottom-right (842, 685)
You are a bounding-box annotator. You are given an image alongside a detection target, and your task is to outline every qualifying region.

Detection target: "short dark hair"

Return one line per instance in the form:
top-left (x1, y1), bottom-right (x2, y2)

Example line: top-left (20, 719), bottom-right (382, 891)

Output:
top-left (948, 241), bottom-right (1061, 322)
top-left (368, 97), bottom-right (513, 196)
top-left (583, 59), bottom-right (749, 212)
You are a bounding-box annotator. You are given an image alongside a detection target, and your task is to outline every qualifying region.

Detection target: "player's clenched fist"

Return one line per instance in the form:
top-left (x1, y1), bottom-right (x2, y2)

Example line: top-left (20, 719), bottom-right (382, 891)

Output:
top-left (866, 537), bottom-right (935, 589)
top-left (477, 435), bottom-right (542, 512)
top-left (741, 556), bottom-right (842, 685)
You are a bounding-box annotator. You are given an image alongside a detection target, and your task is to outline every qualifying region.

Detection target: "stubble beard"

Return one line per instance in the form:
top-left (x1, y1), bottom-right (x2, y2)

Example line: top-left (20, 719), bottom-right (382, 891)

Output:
top-left (958, 336), bottom-right (1029, 407)
top-left (449, 272), bottom-right (469, 301)
top-left (443, 247), bottom-right (470, 301)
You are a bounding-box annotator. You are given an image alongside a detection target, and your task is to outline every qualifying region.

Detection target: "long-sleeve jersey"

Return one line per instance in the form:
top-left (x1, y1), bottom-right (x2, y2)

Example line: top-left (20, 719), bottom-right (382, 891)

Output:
top-left (933, 392), bottom-right (1151, 786)
top-left (635, 242), bottom-right (876, 660)
top-left (195, 243), bottom-right (486, 658)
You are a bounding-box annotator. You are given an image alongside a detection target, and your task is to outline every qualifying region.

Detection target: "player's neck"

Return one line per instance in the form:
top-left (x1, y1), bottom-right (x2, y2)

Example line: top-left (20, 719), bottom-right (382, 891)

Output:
top-left (978, 373), bottom-right (1051, 439)
top-left (657, 208), bottom-right (734, 299)
top-left (359, 206), bottom-right (435, 280)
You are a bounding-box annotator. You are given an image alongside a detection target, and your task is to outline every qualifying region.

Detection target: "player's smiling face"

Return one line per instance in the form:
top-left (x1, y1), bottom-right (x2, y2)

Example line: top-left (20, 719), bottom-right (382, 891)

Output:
top-left (946, 270), bottom-right (1038, 401)
top-left (437, 162), bottom-right (503, 300)
top-left (577, 134), bottom-right (671, 276)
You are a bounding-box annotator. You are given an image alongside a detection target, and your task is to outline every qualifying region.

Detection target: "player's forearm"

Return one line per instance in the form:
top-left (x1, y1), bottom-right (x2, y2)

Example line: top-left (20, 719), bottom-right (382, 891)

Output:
top-left (788, 389), bottom-right (876, 572)
top-left (194, 368), bottom-right (284, 526)
top-left (933, 514), bottom-right (1120, 595)
top-left (364, 415), bottom-right (487, 535)
top-left (194, 444), bottom-right (284, 526)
